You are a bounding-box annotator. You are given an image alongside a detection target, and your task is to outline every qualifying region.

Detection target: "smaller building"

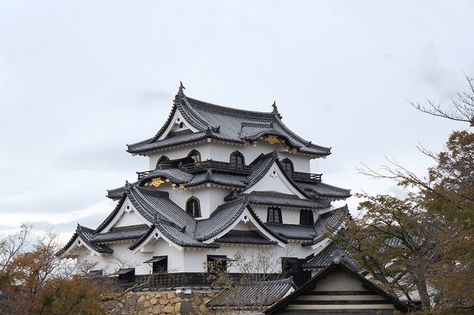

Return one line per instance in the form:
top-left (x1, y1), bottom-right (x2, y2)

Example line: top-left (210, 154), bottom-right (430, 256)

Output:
top-left (207, 278), bottom-right (295, 311)
top-left (265, 260), bottom-right (411, 315)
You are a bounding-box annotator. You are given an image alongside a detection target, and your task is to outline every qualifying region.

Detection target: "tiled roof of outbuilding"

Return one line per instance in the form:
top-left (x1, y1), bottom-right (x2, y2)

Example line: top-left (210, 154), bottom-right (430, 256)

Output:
top-left (303, 242), bottom-right (355, 269)
top-left (127, 89), bottom-right (331, 156)
top-left (207, 277), bottom-right (294, 308)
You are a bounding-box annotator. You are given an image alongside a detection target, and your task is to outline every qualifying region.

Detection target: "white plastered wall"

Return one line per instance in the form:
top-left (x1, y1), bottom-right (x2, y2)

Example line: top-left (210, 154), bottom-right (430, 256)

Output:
top-left (159, 186), bottom-right (229, 219)
top-left (103, 199), bottom-right (149, 231)
top-left (136, 237), bottom-right (184, 274)
top-left (252, 205), bottom-right (316, 225)
top-left (76, 242), bottom-right (150, 275)
top-left (148, 141), bottom-right (312, 172)
top-left (244, 162), bottom-right (305, 198)
top-left (182, 242), bottom-right (315, 273)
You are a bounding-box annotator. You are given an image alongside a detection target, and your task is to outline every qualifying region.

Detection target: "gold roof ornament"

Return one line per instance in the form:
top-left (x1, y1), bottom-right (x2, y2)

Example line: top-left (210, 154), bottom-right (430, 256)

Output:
top-left (148, 177), bottom-right (166, 188)
top-left (264, 135), bottom-right (281, 145)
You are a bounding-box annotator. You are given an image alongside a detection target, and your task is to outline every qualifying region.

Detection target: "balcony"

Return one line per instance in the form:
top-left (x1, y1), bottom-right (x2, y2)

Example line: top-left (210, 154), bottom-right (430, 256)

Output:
top-left (180, 160), bottom-right (252, 174)
top-left (137, 160), bottom-right (321, 183)
top-left (290, 171), bottom-right (322, 183)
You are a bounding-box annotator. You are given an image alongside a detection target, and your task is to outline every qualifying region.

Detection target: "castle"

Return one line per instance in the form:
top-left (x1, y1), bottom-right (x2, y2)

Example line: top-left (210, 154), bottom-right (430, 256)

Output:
top-left (58, 83), bottom-right (351, 285)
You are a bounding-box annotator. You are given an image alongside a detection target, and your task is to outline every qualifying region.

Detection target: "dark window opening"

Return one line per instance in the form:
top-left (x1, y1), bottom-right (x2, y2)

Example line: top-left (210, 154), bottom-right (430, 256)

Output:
top-left (147, 256), bottom-right (168, 274)
top-left (156, 156), bottom-right (170, 169)
top-left (207, 255), bottom-right (230, 273)
top-left (281, 257), bottom-right (299, 275)
top-left (188, 150), bottom-right (201, 163)
top-left (117, 268), bottom-right (135, 283)
top-left (230, 151), bottom-right (245, 166)
top-left (179, 122), bottom-right (184, 128)
top-left (267, 207), bottom-right (282, 223)
top-left (300, 209), bottom-right (314, 226)
top-left (281, 158), bottom-right (294, 173)
top-left (186, 197), bottom-right (201, 217)
top-left (281, 257), bottom-right (311, 286)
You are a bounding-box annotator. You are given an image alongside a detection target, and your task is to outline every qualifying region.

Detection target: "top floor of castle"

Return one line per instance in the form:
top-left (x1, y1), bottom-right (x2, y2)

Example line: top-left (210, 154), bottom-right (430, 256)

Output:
top-left (127, 83), bottom-right (331, 174)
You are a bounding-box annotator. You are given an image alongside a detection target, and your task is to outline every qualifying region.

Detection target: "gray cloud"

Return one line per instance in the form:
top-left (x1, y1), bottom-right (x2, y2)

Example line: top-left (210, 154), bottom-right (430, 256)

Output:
top-left (0, 0), bottom-right (473, 235)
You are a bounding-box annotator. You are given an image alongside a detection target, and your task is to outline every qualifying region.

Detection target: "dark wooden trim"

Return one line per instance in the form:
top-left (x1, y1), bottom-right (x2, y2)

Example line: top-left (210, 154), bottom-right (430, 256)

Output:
top-left (291, 300), bottom-right (393, 305)
top-left (302, 291), bottom-right (377, 296)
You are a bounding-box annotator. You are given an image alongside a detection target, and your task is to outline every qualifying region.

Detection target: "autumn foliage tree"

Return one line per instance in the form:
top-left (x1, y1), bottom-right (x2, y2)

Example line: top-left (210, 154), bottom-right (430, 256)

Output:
top-left (335, 130), bottom-right (473, 312)
top-left (334, 76), bottom-right (474, 313)
top-left (0, 225), bottom-right (109, 314)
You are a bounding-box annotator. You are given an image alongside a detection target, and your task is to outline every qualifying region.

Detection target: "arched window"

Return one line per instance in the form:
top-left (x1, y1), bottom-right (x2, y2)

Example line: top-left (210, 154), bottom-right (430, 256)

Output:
top-left (188, 150), bottom-right (201, 163)
top-left (281, 158), bottom-right (294, 173)
top-left (156, 155), bottom-right (169, 169)
top-left (230, 151), bottom-right (245, 166)
top-left (267, 207), bottom-right (282, 223)
top-left (186, 197), bottom-right (201, 218)
top-left (300, 209), bottom-right (314, 226)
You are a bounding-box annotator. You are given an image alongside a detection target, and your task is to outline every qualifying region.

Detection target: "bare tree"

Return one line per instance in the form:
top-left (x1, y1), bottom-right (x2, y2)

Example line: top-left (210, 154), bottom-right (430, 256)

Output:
top-left (207, 248), bottom-right (294, 313)
top-left (411, 75), bottom-right (474, 126)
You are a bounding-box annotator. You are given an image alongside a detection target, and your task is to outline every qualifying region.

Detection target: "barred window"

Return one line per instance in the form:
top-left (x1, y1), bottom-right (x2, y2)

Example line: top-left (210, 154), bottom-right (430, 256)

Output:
top-left (230, 151), bottom-right (245, 166)
top-left (281, 158), bottom-right (294, 173)
top-left (186, 197), bottom-right (201, 218)
top-left (267, 207), bottom-right (282, 223)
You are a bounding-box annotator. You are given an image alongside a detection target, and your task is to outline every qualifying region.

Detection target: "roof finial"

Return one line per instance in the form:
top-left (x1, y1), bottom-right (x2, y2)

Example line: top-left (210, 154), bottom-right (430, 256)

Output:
top-left (272, 101), bottom-right (282, 119)
top-left (178, 81), bottom-right (185, 96)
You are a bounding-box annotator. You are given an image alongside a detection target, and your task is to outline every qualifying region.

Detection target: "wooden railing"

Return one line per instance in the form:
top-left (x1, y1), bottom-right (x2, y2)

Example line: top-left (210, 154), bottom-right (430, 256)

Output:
top-left (137, 161), bottom-right (322, 183)
top-left (291, 171), bottom-right (322, 183)
top-left (180, 160), bottom-right (252, 174)
top-left (137, 170), bottom-right (152, 180)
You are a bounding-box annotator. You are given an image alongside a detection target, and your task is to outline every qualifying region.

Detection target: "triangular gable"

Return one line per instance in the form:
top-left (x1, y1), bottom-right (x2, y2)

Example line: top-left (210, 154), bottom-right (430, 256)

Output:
top-left (203, 206), bottom-right (286, 247)
top-left (57, 233), bottom-right (112, 259)
top-left (265, 261), bottom-right (410, 314)
top-left (158, 109), bottom-right (198, 140)
top-left (129, 225), bottom-right (183, 252)
top-left (99, 196), bottom-right (151, 233)
top-left (244, 160), bottom-right (307, 198)
top-left (58, 235), bottom-right (95, 258)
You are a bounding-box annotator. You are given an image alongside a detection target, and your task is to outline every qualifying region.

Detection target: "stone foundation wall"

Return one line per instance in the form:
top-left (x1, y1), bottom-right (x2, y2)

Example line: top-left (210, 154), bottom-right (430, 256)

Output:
top-left (104, 290), bottom-right (219, 315)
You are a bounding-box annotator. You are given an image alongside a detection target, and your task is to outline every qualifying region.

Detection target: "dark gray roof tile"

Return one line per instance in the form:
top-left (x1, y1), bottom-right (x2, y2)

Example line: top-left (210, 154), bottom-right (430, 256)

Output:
top-left (92, 224), bottom-right (150, 243)
top-left (298, 181), bottom-right (351, 199)
top-left (195, 198), bottom-right (247, 241)
top-left (207, 277), bottom-right (294, 308)
top-left (304, 206), bottom-right (349, 246)
top-left (246, 191), bottom-right (329, 209)
top-left (265, 223), bottom-right (316, 240)
top-left (215, 230), bottom-right (277, 245)
top-left (303, 242), bottom-right (355, 269)
top-left (128, 91), bottom-right (331, 156)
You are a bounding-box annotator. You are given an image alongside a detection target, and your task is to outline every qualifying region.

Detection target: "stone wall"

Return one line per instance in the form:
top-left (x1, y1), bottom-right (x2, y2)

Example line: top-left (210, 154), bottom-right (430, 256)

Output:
top-left (104, 290), bottom-right (219, 315)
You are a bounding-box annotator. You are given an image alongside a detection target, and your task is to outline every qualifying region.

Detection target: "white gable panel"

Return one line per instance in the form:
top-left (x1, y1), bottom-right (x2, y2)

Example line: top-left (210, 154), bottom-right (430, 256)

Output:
top-left (158, 110), bottom-right (198, 140)
top-left (244, 162), bottom-right (305, 198)
top-left (203, 207), bottom-right (285, 247)
top-left (103, 199), bottom-right (150, 232)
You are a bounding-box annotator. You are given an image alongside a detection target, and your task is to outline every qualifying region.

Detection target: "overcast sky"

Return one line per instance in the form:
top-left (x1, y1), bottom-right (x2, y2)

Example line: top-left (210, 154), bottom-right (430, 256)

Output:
top-left (1, 0), bottom-right (473, 239)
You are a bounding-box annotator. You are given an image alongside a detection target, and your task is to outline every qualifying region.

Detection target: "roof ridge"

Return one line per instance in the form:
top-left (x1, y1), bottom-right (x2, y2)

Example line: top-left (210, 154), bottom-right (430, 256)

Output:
top-left (186, 96), bottom-right (277, 119)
